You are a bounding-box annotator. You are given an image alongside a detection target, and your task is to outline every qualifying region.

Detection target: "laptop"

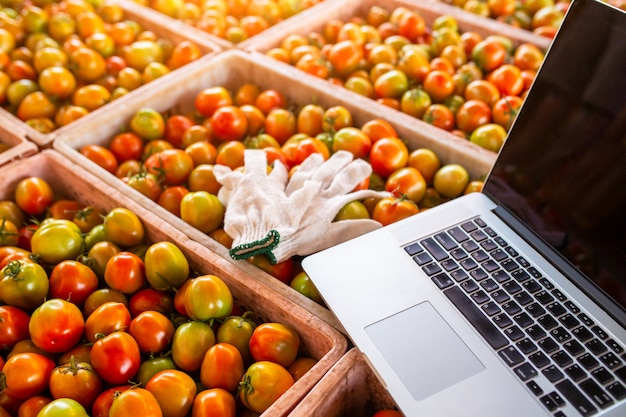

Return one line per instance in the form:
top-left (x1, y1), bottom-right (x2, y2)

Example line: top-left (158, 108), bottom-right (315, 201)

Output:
top-left (301, 0), bottom-right (626, 416)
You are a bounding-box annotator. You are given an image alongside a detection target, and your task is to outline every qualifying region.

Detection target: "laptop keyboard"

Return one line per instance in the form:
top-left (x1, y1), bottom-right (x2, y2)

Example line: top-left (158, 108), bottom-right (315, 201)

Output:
top-left (404, 217), bottom-right (626, 417)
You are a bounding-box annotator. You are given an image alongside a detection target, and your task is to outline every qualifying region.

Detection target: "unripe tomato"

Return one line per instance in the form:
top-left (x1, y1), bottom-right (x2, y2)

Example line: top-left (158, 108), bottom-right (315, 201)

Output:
top-left (0, 260), bottom-right (48, 311)
top-left (216, 314), bottom-right (257, 365)
top-left (184, 274), bottom-right (233, 321)
top-left (144, 241), bottom-right (189, 291)
top-left (36, 398), bottom-right (89, 417)
top-left (103, 207), bottom-right (145, 247)
top-left (180, 191), bottom-right (224, 234)
top-left (238, 361), bottom-right (294, 414)
top-left (30, 219), bottom-right (84, 265)
top-left (171, 320), bottom-right (215, 372)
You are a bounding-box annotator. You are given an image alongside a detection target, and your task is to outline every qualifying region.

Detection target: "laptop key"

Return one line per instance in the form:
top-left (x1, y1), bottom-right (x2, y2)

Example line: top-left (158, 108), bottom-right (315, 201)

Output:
top-left (461, 221), bottom-right (477, 233)
top-left (480, 239), bottom-right (497, 251)
top-left (542, 365), bottom-right (564, 382)
top-left (537, 315), bottom-right (558, 330)
top-left (527, 380), bottom-right (544, 396)
top-left (556, 379), bottom-right (597, 417)
top-left (514, 362), bottom-right (538, 381)
top-left (580, 378), bottom-right (613, 409)
top-left (540, 391), bottom-right (565, 411)
top-left (513, 312), bottom-right (533, 328)
top-left (591, 326), bottom-right (608, 340)
top-left (492, 314), bottom-right (513, 328)
top-left (451, 269), bottom-right (469, 282)
top-left (607, 381), bottom-right (626, 400)
top-left (502, 301), bottom-right (522, 315)
top-left (578, 353), bottom-right (600, 370)
top-left (422, 263), bottom-right (442, 276)
top-left (552, 351), bottom-right (574, 367)
top-left (529, 351), bottom-right (551, 368)
top-left (431, 273), bottom-right (454, 289)
top-left (448, 226), bottom-right (469, 242)
top-left (599, 352), bottom-right (622, 370)
top-left (499, 345), bottom-right (524, 366)
top-left (565, 364), bottom-right (587, 382)
top-left (450, 248), bottom-right (468, 260)
top-left (550, 327), bottom-right (572, 343)
top-left (461, 240), bottom-right (479, 252)
top-left (461, 280), bottom-right (479, 293)
top-left (564, 340), bottom-right (585, 357)
top-left (491, 290), bottom-right (510, 303)
top-left (547, 302), bottom-right (567, 317)
top-left (539, 337), bottom-right (559, 354)
top-left (443, 286), bottom-right (508, 350)
top-left (504, 325), bottom-right (525, 342)
top-left (606, 339), bottom-right (624, 354)
top-left (421, 237), bottom-right (448, 261)
top-left (441, 259), bottom-right (459, 272)
top-left (434, 231), bottom-right (457, 250)
top-left (591, 367), bottom-right (613, 385)
top-left (516, 338), bottom-right (537, 354)
top-left (404, 242), bottom-right (423, 256)
top-left (573, 326), bottom-right (594, 342)
top-left (471, 290), bottom-right (490, 304)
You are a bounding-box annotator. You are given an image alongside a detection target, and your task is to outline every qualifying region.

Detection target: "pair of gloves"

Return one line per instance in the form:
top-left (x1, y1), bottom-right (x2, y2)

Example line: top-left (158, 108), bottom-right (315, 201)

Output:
top-left (213, 149), bottom-right (390, 265)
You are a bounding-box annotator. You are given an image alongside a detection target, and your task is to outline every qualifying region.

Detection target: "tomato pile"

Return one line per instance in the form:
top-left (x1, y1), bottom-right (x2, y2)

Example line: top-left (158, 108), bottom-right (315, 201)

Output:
top-left (137, 0), bottom-right (324, 44)
top-left (0, 176), bottom-right (316, 417)
top-left (0, 0), bottom-right (205, 133)
top-left (75, 81), bottom-right (484, 290)
top-left (263, 5), bottom-right (548, 152)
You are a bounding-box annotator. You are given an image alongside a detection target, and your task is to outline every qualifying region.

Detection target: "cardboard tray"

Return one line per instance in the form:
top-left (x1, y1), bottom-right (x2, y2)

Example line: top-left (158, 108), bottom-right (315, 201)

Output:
top-left (290, 348), bottom-right (401, 417)
top-left (0, 0), bottom-right (222, 149)
top-left (0, 149), bottom-right (348, 417)
top-left (53, 48), bottom-right (497, 331)
top-left (0, 121), bottom-right (38, 167)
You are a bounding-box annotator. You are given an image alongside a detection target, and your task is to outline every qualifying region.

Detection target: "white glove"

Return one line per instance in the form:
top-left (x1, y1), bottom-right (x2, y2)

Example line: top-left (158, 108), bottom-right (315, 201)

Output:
top-left (272, 151), bottom-right (391, 263)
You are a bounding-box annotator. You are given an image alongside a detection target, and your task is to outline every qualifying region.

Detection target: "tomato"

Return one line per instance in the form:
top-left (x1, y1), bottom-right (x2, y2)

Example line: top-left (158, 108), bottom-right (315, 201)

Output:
top-left (199, 342), bottom-right (245, 392)
top-left (238, 361), bottom-right (295, 413)
top-left (103, 207), bottom-right (145, 247)
top-left (84, 302), bottom-right (131, 343)
top-left (0, 260), bottom-right (49, 311)
top-left (513, 42), bottom-right (545, 71)
top-left (195, 86), bottom-right (233, 118)
top-left (109, 388), bottom-right (162, 417)
top-left (188, 164), bottom-right (221, 194)
top-left (49, 357), bottom-right (102, 409)
top-left (372, 196), bottom-right (420, 226)
top-left (128, 288), bottom-right (174, 317)
top-left (48, 260), bottom-right (98, 307)
top-left (36, 398), bottom-right (89, 417)
top-left (373, 410), bottom-right (404, 417)
top-left (331, 127), bottom-right (371, 159)
top-left (322, 105), bottom-right (353, 133)
top-left (464, 79), bottom-right (501, 107)
top-left (184, 274), bottom-right (233, 321)
top-left (145, 369), bottom-right (197, 417)
top-left (290, 272), bottom-right (324, 306)
top-left (29, 298), bottom-right (84, 353)
top-left (30, 219), bottom-right (85, 265)
top-left (491, 95), bottom-right (523, 130)
top-left (192, 388), bottom-right (236, 417)
top-left (157, 185), bottom-right (189, 217)
top-left (264, 108), bottom-right (297, 145)
top-left (0, 305), bottom-right (30, 350)
top-left (104, 251), bottom-right (146, 294)
top-left (209, 105), bottom-right (248, 142)
top-left (48, 200), bottom-right (81, 221)
top-left (422, 103), bottom-right (455, 131)
top-left (109, 132), bottom-right (144, 162)
top-left (83, 288), bottom-right (128, 319)
top-left (433, 164), bottom-right (470, 198)
top-left (90, 331), bottom-right (141, 385)
top-left (130, 108), bottom-right (166, 140)
top-left (287, 356), bottom-right (317, 382)
top-left (80, 144), bottom-right (119, 174)
top-left (83, 240), bottom-right (120, 280)
top-left (486, 64), bottom-right (524, 96)
top-left (0, 352), bottom-right (55, 400)
top-left (248, 322), bottom-right (300, 368)
top-left (385, 167), bottom-right (427, 203)
top-left (246, 255), bottom-right (295, 284)
top-left (369, 137), bottom-right (409, 178)
top-left (144, 241), bottom-right (190, 291)
top-left (129, 310), bottom-right (174, 354)
top-left (16, 395), bottom-right (52, 417)
top-left (455, 99), bottom-right (492, 134)
top-left (57, 344), bottom-right (92, 367)
top-left (0, 201), bottom-right (24, 229)
top-left (171, 320), bottom-right (216, 372)
top-left (143, 148), bottom-right (195, 186)
top-left (13, 177), bottom-right (54, 216)
top-left (125, 172), bottom-right (163, 201)
top-left (216, 314), bottom-right (257, 365)
top-left (165, 114), bottom-right (195, 148)
top-left (180, 191), bottom-right (224, 234)
top-left (407, 148), bottom-right (441, 185)
top-left (469, 123), bottom-right (507, 152)
top-left (91, 385), bottom-right (132, 417)
top-left (422, 70), bottom-right (455, 103)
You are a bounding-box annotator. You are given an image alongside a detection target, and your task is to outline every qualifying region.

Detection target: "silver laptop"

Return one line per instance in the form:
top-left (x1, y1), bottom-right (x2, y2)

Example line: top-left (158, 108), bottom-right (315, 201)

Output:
top-left (302, 0), bottom-right (626, 416)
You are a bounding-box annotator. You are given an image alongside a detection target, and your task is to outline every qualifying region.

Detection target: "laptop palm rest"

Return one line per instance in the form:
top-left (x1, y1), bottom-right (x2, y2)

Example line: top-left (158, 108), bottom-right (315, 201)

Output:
top-left (365, 301), bottom-right (485, 401)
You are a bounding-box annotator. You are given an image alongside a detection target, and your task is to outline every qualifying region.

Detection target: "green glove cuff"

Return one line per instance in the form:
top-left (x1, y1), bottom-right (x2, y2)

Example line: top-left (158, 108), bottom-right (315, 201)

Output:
top-left (228, 229), bottom-right (280, 264)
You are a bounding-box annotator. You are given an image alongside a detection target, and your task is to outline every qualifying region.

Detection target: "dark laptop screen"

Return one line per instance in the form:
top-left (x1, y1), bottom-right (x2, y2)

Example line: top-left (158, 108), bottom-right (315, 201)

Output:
top-left (484, 0), bottom-right (626, 312)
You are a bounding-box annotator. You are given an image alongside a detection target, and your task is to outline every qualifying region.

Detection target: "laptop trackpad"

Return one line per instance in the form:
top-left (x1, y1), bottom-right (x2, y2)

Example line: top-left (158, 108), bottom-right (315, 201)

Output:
top-left (365, 302), bottom-right (485, 401)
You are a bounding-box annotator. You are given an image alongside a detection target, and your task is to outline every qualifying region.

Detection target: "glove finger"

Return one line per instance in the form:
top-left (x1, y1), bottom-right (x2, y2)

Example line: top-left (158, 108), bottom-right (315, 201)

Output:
top-left (310, 150), bottom-right (354, 187)
top-left (285, 152), bottom-right (325, 195)
top-left (268, 159), bottom-right (289, 186)
top-left (213, 164), bottom-right (239, 188)
top-left (243, 149), bottom-right (270, 176)
top-left (325, 189), bottom-right (392, 217)
top-left (323, 158), bottom-right (372, 196)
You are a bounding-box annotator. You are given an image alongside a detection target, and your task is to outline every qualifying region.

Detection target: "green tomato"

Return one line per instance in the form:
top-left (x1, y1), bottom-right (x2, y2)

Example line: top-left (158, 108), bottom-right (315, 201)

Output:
top-left (171, 320), bottom-right (215, 372)
top-left (180, 191), bottom-right (224, 234)
top-left (30, 219), bottom-right (84, 265)
top-left (184, 274), bottom-right (233, 321)
top-left (136, 356), bottom-right (177, 387)
top-left (289, 271), bottom-right (323, 304)
top-left (37, 398), bottom-right (89, 417)
top-left (144, 241), bottom-right (189, 291)
top-left (0, 260), bottom-right (49, 311)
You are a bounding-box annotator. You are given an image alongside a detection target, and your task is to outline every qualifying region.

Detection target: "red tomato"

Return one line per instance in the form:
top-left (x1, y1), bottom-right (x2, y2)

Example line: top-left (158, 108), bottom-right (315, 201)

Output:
top-left (108, 132), bottom-right (144, 162)
top-left (29, 298), bottom-right (85, 353)
top-left (210, 105), bottom-right (249, 142)
top-left (129, 310), bottom-right (175, 354)
top-left (104, 251), bottom-right (146, 294)
top-left (48, 260), bottom-right (99, 307)
top-left (249, 323), bottom-right (301, 367)
top-left (143, 148), bottom-right (195, 186)
top-left (369, 137), bottom-right (409, 178)
top-left (49, 358), bottom-right (103, 409)
top-left (1, 352), bottom-right (55, 400)
top-left (246, 254), bottom-right (295, 284)
top-left (80, 145), bottom-right (119, 174)
top-left (90, 331), bottom-right (141, 385)
top-left (108, 388), bottom-right (162, 417)
top-left (372, 196), bottom-right (420, 226)
top-left (200, 342), bottom-right (245, 392)
top-left (145, 369), bottom-right (197, 417)
top-left (13, 176), bottom-right (54, 216)
top-left (238, 361), bottom-right (294, 414)
top-left (0, 305), bottom-right (30, 350)
top-left (373, 410), bottom-right (404, 417)
top-left (91, 385), bottom-right (132, 417)
top-left (84, 301), bottom-right (131, 343)
top-left (16, 395), bottom-right (52, 417)
top-left (165, 114), bottom-right (195, 148)
top-left (192, 388), bottom-right (237, 417)
top-left (128, 288), bottom-right (174, 317)
top-left (385, 167), bottom-right (427, 203)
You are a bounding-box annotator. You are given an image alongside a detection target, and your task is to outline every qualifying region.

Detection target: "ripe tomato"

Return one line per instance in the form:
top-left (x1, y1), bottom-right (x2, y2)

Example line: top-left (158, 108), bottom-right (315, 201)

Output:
top-left (200, 342), bottom-right (245, 392)
top-left (165, 114), bottom-right (195, 148)
top-left (180, 191), bottom-right (224, 234)
top-left (238, 361), bottom-right (294, 414)
top-left (0, 305), bottom-right (30, 350)
top-left (144, 241), bottom-right (190, 291)
top-left (91, 385), bottom-right (132, 417)
top-left (171, 320), bottom-right (216, 372)
top-left (471, 38), bottom-right (507, 71)
top-left (36, 398), bottom-right (89, 417)
top-left (487, 64), bottom-right (524, 96)
top-left (16, 395), bottom-right (52, 417)
top-left (29, 298), bottom-right (85, 353)
top-left (369, 137), bottom-right (409, 178)
top-left (48, 260), bottom-right (98, 308)
top-left (125, 172), bottom-right (163, 201)
top-left (433, 164), bottom-right (470, 198)
top-left (265, 108), bottom-right (297, 145)
top-left (422, 70), bottom-right (455, 102)
top-left (0, 260), bottom-right (49, 311)
top-left (249, 322), bottom-right (300, 367)
top-left (192, 388), bottom-right (237, 417)
top-left (84, 301), bottom-right (131, 343)
top-left (322, 105), bottom-right (353, 132)
top-left (195, 86), bottom-right (232, 118)
top-left (372, 196), bottom-right (420, 226)
top-left (210, 105), bottom-right (249, 142)
top-left (128, 288), bottom-right (174, 317)
top-left (422, 104), bottom-right (455, 131)
top-left (246, 254), bottom-right (295, 284)
top-left (455, 99), bottom-right (492, 134)
top-left (373, 410), bottom-right (404, 417)
top-left (145, 369), bottom-right (197, 417)
top-left (80, 145), bottom-right (119, 174)
top-left (491, 95), bottom-right (523, 130)
top-left (184, 274), bottom-right (233, 321)
top-left (90, 331), bottom-right (141, 385)
top-left (13, 176), bottom-right (54, 216)
top-left (104, 251), bottom-right (146, 294)
top-left (143, 148), bottom-right (195, 186)
top-left (30, 219), bottom-right (85, 265)
top-left (105, 131), bottom-right (143, 163)
top-left (108, 388), bottom-right (162, 417)
top-left (103, 207), bottom-right (145, 247)
top-left (157, 185), bottom-right (189, 217)
top-left (49, 358), bottom-right (103, 409)
top-left (407, 148), bottom-right (441, 185)
top-left (1, 352), bottom-right (55, 400)
top-left (129, 310), bottom-right (174, 354)
top-left (288, 356), bottom-right (317, 382)
top-left (385, 167), bottom-right (427, 203)
top-left (332, 127), bottom-right (371, 159)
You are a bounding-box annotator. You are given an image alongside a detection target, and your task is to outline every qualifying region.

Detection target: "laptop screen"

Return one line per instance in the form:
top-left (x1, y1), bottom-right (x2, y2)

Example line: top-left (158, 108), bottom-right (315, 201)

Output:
top-left (483, 0), bottom-right (626, 313)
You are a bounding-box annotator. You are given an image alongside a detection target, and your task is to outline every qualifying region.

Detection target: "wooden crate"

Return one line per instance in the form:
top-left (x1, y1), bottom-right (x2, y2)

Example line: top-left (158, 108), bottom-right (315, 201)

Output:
top-left (0, 0), bottom-right (222, 148)
top-left (0, 117), bottom-right (38, 167)
top-left (290, 348), bottom-right (402, 417)
top-left (0, 149), bottom-right (348, 417)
